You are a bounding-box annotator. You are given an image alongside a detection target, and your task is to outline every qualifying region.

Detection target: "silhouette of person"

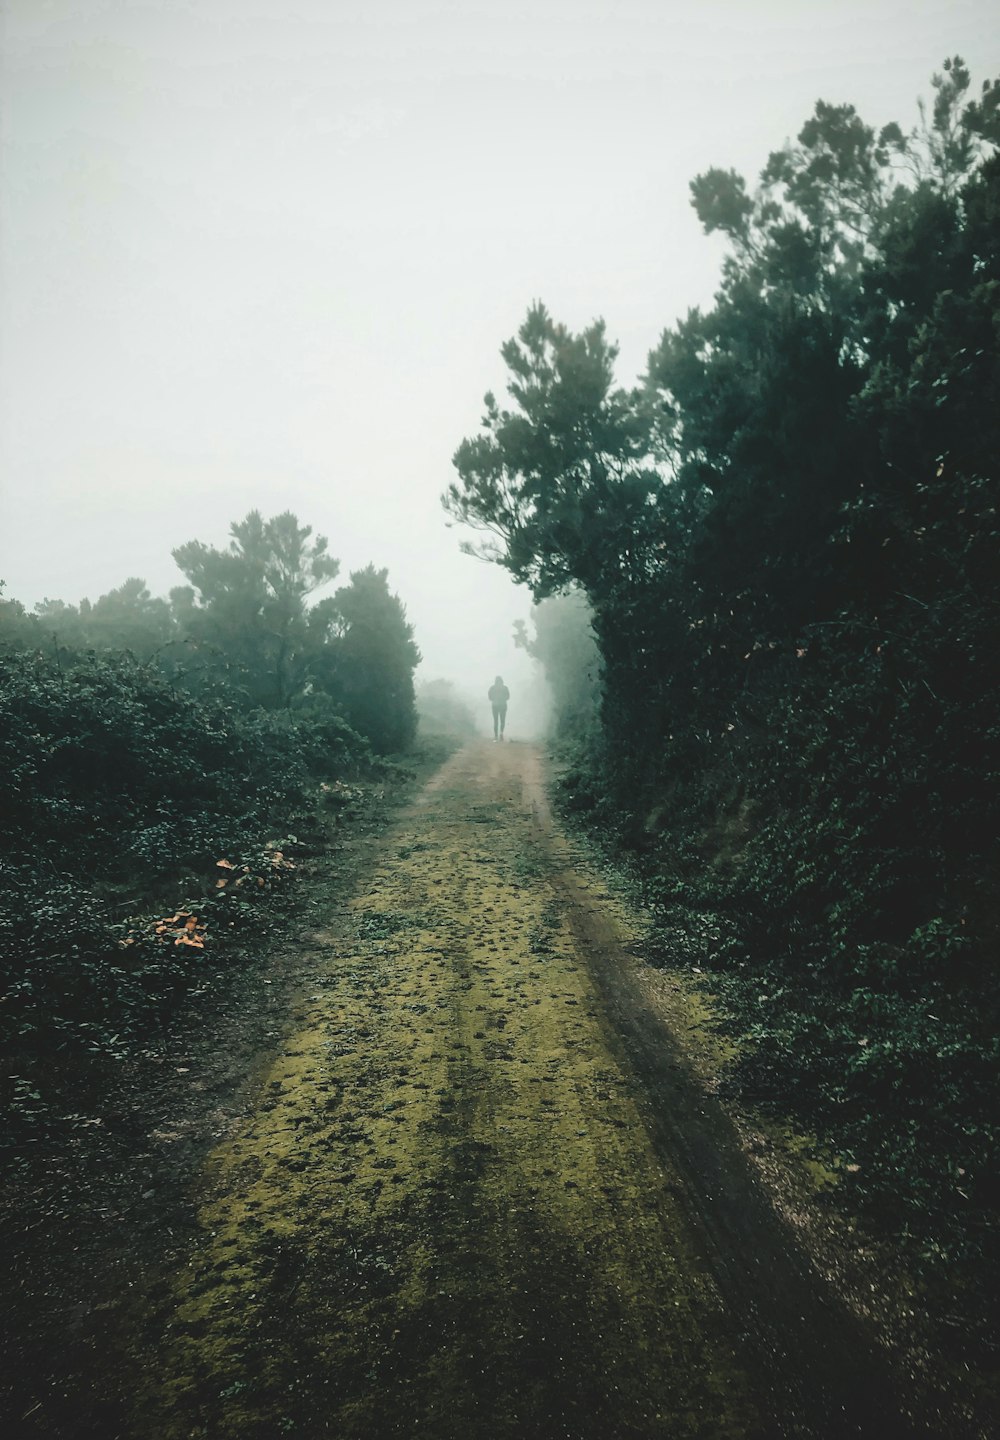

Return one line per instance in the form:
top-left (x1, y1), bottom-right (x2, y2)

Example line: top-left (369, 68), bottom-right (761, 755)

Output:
top-left (488, 675), bottom-right (510, 740)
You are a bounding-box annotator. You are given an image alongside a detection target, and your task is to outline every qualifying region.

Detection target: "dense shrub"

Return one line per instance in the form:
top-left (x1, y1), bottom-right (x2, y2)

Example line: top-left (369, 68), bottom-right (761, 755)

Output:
top-left (0, 648), bottom-right (371, 1135)
top-left (1, 652), bottom-right (305, 869)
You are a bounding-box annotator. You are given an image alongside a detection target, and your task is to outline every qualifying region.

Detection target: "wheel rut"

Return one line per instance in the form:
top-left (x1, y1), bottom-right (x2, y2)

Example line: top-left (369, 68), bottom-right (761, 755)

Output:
top-left (132, 740), bottom-right (913, 1439)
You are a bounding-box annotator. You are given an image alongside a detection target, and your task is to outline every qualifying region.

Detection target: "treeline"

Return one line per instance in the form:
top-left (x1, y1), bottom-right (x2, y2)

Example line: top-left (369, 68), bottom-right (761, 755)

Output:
top-left (447, 61), bottom-right (1000, 1301)
top-left (0, 511), bottom-right (420, 1132)
top-left (3, 509), bottom-right (419, 752)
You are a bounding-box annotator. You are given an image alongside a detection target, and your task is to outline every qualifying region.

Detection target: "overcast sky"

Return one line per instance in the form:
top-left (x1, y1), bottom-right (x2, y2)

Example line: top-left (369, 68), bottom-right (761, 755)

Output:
top-left (1, 0), bottom-right (997, 727)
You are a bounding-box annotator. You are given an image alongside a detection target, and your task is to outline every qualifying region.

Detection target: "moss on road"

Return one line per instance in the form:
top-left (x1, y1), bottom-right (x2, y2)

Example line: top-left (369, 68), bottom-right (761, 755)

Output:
top-left (133, 742), bottom-right (754, 1437)
top-left (134, 741), bottom-right (907, 1439)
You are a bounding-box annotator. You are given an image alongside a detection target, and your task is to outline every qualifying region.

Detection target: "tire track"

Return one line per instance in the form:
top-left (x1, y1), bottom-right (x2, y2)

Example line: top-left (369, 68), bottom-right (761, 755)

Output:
top-left (132, 740), bottom-right (911, 1438)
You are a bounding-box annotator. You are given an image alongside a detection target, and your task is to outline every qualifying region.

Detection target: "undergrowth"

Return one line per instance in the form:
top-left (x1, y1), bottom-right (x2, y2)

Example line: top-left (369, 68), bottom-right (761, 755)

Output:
top-left (553, 713), bottom-right (1000, 1339)
top-left (0, 649), bottom-right (376, 1145)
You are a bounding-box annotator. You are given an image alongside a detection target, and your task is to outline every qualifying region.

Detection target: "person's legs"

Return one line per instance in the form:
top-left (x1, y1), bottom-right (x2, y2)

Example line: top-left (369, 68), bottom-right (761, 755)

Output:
top-left (499, 706), bottom-right (507, 738)
top-left (492, 704), bottom-right (500, 739)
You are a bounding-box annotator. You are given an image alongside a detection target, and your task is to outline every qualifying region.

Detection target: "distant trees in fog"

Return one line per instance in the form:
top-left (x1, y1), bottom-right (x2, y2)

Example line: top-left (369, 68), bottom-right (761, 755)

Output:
top-left (514, 590), bottom-right (600, 742)
top-left (1, 509), bottom-right (420, 755)
top-left (416, 678), bottom-right (480, 739)
top-left (172, 510), bottom-right (341, 710)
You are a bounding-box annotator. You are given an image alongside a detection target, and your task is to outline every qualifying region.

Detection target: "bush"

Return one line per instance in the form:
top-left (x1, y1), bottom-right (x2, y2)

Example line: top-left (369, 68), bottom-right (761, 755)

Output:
top-left (0, 649), bottom-right (371, 1138)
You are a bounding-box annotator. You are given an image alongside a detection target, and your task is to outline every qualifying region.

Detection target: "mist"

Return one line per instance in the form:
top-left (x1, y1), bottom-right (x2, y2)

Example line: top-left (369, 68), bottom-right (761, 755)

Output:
top-left (3, 0), bottom-right (996, 720)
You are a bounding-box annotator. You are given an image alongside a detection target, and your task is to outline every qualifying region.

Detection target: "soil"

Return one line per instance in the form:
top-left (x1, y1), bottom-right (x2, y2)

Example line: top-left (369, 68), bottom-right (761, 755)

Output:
top-left (0, 740), bottom-right (986, 1438)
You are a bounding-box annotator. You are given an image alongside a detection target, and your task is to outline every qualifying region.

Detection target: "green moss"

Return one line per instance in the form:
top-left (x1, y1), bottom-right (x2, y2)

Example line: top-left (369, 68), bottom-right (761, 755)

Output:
top-left (135, 746), bottom-right (762, 1438)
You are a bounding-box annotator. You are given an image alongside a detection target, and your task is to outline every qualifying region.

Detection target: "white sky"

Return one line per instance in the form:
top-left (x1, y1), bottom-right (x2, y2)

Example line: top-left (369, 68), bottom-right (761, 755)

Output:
top-left (1, 0), bottom-right (997, 730)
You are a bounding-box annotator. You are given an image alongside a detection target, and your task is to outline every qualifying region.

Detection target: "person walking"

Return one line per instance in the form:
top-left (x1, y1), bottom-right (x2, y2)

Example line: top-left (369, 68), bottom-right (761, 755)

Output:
top-left (488, 675), bottom-right (510, 740)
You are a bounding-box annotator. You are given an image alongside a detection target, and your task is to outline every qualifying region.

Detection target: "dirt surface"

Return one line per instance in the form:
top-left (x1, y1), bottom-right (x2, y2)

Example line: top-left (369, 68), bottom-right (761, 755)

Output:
top-left (3, 741), bottom-right (958, 1437)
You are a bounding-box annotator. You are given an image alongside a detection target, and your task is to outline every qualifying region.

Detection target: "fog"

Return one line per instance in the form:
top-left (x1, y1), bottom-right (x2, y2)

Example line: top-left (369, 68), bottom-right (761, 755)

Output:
top-left (2, 0), bottom-right (997, 736)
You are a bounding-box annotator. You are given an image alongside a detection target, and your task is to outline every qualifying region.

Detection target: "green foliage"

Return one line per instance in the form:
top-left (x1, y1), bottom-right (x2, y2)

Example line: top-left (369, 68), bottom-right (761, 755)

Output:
top-left (285, 693), bottom-right (374, 774)
top-left (444, 302), bottom-right (661, 599)
top-left (173, 509), bottom-right (340, 708)
top-left (0, 517), bottom-right (417, 1149)
top-left (2, 508), bottom-right (422, 761)
top-left (0, 642), bottom-right (372, 1142)
top-left (0, 647), bottom-right (281, 929)
top-left (2, 578), bottom-right (175, 662)
top-left (447, 60), bottom-right (1000, 1300)
top-left (320, 565), bottom-right (420, 754)
top-left (1, 651), bottom-right (300, 867)
top-left (514, 590), bottom-right (601, 741)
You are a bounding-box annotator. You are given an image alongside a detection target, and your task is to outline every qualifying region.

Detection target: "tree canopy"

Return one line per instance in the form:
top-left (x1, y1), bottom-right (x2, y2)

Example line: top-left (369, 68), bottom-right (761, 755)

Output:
top-left (3, 509), bottom-right (422, 758)
top-left (172, 510), bottom-right (340, 708)
top-left (445, 303), bottom-right (661, 600)
top-left (324, 565), bottom-right (420, 754)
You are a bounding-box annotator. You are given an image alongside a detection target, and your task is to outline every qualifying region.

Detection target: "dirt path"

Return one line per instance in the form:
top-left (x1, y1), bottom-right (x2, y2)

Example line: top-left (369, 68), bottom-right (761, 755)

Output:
top-left (125, 740), bottom-right (913, 1439)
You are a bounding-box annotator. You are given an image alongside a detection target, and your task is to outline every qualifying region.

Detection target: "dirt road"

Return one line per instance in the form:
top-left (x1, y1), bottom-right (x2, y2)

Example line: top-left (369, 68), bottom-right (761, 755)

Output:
top-left (129, 740), bottom-right (912, 1439)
